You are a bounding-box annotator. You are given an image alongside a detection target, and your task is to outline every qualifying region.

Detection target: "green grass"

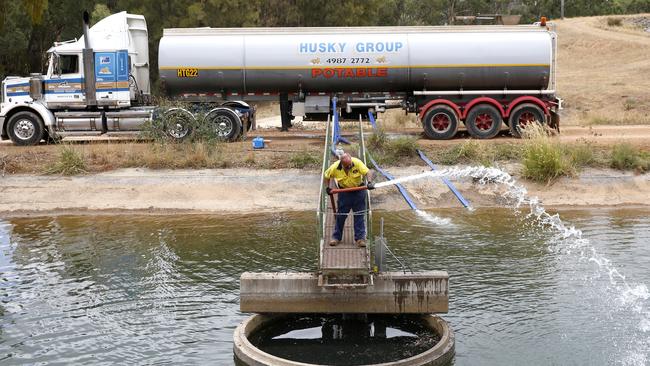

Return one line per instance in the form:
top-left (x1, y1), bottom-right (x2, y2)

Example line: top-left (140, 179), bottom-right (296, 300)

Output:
top-left (521, 125), bottom-right (572, 184)
top-left (610, 143), bottom-right (649, 172)
top-left (438, 140), bottom-right (514, 166)
top-left (367, 128), bottom-right (419, 165)
top-left (46, 145), bottom-right (87, 175)
top-left (566, 142), bottom-right (597, 169)
top-left (289, 151), bottom-right (320, 168)
top-left (367, 128), bottom-right (389, 150)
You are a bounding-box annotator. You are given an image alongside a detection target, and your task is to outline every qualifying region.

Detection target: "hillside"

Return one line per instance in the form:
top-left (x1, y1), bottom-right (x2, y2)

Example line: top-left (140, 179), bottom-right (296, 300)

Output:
top-left (555, 14), bottom-right (650, 125)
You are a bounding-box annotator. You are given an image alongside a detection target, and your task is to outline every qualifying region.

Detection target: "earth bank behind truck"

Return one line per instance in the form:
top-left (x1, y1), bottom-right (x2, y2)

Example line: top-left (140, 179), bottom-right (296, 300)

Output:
top-left (0, 11), bottom-right (560, 146)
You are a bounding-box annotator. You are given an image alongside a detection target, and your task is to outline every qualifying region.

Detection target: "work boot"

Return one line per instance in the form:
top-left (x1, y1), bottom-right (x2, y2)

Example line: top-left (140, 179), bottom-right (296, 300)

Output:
top-left (329, 239), bottom-right (340, 246)
top-left (356, 239), bottom-right (366, 248)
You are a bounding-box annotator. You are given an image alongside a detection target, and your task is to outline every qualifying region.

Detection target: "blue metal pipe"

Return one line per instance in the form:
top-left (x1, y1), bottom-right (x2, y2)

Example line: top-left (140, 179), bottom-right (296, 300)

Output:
top-left (367, 154), bottom-right (418, 210)
top-left (416, 149), bottom-right (472, 209)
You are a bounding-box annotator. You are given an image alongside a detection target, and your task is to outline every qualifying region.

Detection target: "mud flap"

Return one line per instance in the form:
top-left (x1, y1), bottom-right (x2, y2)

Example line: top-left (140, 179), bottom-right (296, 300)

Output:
top-left (549, 110), bottom-right (560, 133)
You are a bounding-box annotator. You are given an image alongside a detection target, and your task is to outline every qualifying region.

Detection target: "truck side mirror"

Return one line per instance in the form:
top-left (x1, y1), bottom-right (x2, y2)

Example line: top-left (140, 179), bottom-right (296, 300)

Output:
top-left (52, 55), bottom-right (61, 78)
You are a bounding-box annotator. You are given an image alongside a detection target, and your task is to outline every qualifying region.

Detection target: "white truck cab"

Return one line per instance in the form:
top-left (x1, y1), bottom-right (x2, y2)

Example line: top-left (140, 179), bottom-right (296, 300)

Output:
top-left (0, 11), bottom-right (152, 145)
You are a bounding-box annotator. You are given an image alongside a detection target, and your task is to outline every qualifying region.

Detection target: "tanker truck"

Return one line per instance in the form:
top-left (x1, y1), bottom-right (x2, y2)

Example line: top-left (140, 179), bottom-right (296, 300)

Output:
top-left (0, 11), bottom-right (560, 146)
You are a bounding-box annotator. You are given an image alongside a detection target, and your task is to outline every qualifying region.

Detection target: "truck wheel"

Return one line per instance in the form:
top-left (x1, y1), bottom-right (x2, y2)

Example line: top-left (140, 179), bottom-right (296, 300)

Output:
top-left (508, 103), bottom-right (545, 138)
top-left (465, 105), bottom-right (503, 139)
top-left (163, 108), bottom-right (194, 141)
top-left (422, 105), bottom-right (458, 140)
top-left (7, 111), bottom-right (45, 146)
top-left (204, 108), bottom-right (242, 141)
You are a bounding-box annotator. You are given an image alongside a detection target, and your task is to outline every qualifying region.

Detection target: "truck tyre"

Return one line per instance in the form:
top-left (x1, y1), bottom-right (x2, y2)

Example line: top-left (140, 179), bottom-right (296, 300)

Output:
top-left (7, 111), bottom-right (45, 146)
top-left (465, 104), bottom-right (503, 139)
top-left (204, 108), bottom-right (242, 141)
top-left (422, 105), bottom-right (459, 140)
top-left (163, 108), bottom-right (194, 141)
top-left (508, 103), bottom-right (545, 138)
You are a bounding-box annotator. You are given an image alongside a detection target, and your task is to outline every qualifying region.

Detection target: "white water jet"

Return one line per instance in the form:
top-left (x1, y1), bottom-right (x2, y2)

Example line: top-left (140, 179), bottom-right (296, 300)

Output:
top-left (383, 165), bottom-right (649, 364)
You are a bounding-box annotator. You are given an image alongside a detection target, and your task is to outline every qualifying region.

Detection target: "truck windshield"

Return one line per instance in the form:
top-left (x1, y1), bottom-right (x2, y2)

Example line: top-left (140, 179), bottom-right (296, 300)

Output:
top-left (57, 54), bottom-right (79, 75)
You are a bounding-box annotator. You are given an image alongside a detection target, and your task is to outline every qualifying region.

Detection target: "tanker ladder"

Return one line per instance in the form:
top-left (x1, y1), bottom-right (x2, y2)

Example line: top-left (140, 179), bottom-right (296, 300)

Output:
top-left (240, 115), bottom-right (449, 314)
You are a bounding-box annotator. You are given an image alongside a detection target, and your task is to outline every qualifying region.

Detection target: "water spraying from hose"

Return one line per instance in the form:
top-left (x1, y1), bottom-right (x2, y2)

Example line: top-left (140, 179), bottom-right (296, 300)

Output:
top-left (382, 165), bottom-right (649, 364)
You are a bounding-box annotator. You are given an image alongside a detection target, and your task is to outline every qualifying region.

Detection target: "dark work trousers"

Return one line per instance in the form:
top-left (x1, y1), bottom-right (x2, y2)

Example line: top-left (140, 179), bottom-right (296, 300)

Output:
top-left (333, 189), bottom-right (366, 241)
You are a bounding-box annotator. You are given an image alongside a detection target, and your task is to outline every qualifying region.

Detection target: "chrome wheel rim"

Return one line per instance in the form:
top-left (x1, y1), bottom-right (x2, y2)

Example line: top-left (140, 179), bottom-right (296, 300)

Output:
top-left (213, 115), bottom-right (233, 137)
top-left (14, 119), bottom-right (36, 140)
top-left (164, 111), bottom-right (190, 139)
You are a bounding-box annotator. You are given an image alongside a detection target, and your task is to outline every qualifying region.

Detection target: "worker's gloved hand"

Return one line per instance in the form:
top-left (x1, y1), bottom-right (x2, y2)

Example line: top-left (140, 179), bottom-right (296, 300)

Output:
top-left (367, 182), bottom-right (375, 190)
top-left (326, 187), bottom-right (333, 195)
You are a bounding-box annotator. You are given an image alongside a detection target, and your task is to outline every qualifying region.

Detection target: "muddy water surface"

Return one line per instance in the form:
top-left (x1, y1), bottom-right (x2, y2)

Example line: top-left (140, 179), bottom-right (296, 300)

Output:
top-left (1, 208), bottom-right (649, 365)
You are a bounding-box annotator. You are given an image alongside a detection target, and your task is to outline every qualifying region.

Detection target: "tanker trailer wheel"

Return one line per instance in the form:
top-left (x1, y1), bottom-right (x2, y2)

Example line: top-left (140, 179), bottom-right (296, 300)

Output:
top-left (465, 104), bottom-right (503, 139)
top-left (163, 108), bottom-right (194, 141)
top-left (204, 108), bottom-right (242, 141)
top-left (508, 103), bottom-right (545, 138)
top-left (422, 105), bottom-right (459, 140)
top-left (7, 111), bottom-right (45, 146)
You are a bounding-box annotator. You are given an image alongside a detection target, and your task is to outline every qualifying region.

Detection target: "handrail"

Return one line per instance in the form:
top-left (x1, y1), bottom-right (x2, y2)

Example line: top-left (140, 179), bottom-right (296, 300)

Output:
top-left (317, 114), bottom-right (332, 269)
top-left (358, 115), bottom-right (372, 259)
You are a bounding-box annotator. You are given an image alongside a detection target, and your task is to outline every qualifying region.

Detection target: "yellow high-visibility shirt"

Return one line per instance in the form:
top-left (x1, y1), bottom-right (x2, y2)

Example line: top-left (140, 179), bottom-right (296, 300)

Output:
top-left (324, 157), bottom-right (370, 188)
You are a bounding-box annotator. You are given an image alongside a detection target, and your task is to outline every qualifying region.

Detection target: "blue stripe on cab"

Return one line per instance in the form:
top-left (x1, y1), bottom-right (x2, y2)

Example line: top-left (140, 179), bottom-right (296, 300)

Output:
top-left (44, 78), bottom-right (84, 84)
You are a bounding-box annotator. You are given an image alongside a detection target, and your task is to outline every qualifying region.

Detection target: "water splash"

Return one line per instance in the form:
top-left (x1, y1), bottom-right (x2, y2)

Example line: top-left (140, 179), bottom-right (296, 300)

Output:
top-left (385, 165), bottom-right (649, 364)
top-left (414, 209), bottom-right (451, 226)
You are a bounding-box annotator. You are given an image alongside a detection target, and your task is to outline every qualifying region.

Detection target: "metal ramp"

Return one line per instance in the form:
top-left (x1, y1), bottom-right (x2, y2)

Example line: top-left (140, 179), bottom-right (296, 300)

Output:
top-left (317, 115), bottom-right (373, 288)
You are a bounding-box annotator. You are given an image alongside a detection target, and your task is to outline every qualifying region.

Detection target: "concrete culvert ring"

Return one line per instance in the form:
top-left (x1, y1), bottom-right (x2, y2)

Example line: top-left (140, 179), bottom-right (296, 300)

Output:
top-left (233, 314), bottom-right (455, 366)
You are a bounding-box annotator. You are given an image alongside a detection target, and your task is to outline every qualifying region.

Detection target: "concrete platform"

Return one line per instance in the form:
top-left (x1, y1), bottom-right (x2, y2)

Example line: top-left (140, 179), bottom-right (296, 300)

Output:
top-left (240, 271), bottom-right (449, 314)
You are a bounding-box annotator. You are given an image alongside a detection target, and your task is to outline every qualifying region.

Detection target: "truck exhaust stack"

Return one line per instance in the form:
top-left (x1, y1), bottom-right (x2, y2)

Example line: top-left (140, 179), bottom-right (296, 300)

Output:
top-left (82, 10), bottom-right (97, 106)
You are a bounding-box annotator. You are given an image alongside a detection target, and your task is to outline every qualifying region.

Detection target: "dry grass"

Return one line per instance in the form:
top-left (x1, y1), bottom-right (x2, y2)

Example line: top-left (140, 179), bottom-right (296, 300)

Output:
top-left (556, 15), bottom-right (650, 126)
top-left (46, 145), bottom-right (87, 175)
top-left (375, 109), bottom-right (420, 129)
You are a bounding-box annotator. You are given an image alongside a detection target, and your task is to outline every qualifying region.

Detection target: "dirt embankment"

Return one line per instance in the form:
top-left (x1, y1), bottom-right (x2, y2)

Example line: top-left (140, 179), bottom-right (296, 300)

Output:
top-left (0, 167), bottom-right (648, 216)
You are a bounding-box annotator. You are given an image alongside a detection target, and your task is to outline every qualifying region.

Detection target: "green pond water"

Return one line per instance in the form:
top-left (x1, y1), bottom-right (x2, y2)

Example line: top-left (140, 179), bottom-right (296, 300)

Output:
top-left (1, 208), bottom-right (649, 365)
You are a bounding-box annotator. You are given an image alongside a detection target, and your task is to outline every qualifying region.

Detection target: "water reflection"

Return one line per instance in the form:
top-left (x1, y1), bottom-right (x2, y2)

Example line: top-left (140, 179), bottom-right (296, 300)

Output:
top-left (248, 314), bottom-right (438, 365)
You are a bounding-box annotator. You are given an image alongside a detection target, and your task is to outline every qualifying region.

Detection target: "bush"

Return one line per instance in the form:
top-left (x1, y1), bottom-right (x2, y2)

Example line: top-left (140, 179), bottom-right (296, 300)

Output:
top-left (610, 143), bottom-right (641, 171)
top-left (47, 145), bottom-right (87, 175)
top-left (367, 128), bottom-right (418, 165)
top-left (440, 140), bottom-right (494, 166)
top-left (567, 143), bottom-right (596, 169)
top-left (289, 151), bottom-right (320, 168)
top-left (386, 136), bottom-right (418, 158)
top-left (521, 125), bottom-right (571, 183)
top-left (368, 128), bottom-right (388, 150)
top-left (607, 17), bottom-right (623, 26)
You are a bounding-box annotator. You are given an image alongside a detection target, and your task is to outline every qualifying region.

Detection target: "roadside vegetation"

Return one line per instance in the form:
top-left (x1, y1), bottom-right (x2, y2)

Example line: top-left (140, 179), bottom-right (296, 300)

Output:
top-left (367, 128), bottom-right (419, 165)
top-left (46, 144), bottom-right (87, 175)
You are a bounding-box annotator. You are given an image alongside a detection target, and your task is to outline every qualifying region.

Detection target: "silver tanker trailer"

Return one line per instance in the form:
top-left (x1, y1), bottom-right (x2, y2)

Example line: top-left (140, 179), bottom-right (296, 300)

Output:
top-left (0, 11), bottom-right (559, 145)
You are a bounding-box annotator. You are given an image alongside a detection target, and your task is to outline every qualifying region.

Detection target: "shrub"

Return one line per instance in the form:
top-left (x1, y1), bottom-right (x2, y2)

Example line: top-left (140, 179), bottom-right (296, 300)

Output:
top-left (386, 136), bottom-right (418, 158)
top-left (368, 128), bottom-right (388, 150)
top-left (607, 17), bottom-right (623, 26)
top-left (610, 143), bottom-right (639, 170)
top-left (289, 151), bottom-right (320, 168)
top-left (439, 140), bottom-right (495, 166)
top-left (47, 145), bottom-right (87, 175)
top-left (521, 125), bottom-right (571, 183)
top-left (567, 143), bottom-right (596, 169)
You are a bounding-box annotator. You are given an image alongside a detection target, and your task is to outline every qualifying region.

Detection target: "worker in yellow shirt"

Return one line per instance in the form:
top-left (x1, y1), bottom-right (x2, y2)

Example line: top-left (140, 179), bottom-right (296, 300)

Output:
top-left (324, 153), bottom-right (375, 247)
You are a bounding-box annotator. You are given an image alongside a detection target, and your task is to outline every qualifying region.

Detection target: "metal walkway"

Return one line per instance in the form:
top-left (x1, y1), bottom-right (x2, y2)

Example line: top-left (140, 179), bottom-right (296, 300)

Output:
top-left (317, 116), bottom-right (373, 288)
